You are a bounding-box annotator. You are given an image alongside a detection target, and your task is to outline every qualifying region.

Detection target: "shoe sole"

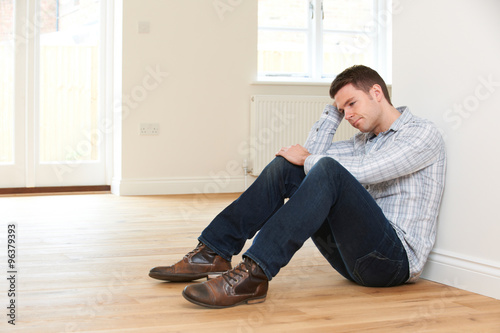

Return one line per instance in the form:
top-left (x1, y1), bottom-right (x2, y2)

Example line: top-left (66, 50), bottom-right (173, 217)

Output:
top-left (149, 271), bottom-right (223, 282)
top-left (182, 290), bottom-right (267, 309)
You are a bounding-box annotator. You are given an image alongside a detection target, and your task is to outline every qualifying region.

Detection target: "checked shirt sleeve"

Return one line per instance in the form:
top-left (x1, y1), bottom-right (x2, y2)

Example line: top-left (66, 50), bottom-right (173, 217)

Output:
top-left (304, 104), bottom-right (343, 154)
top-left (307, 118), bottom-right (444, 184)
top-left (303, 104), bottom-right (355, 174)
top-left (332, 123), bottom-right (444, 184)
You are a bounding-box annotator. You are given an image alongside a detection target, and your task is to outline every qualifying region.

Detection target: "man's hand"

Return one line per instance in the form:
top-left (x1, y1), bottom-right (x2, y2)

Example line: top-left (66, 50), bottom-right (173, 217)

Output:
top-left (276, 144), bottom-right (311, 166)
top-left (333, 100), bottom-right (343, 114)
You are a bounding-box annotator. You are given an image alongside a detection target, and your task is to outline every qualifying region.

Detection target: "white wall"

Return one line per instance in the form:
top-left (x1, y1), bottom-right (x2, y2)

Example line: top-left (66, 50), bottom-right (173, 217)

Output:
top-left (112, 0), bottom-right (328, 195)
top-left (392, 0), bottom-right (500, 299)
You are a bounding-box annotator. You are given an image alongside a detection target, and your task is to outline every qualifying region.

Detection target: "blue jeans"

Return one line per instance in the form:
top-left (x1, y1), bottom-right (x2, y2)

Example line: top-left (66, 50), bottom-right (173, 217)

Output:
top-left (199, 157), bottom-right (409, 287)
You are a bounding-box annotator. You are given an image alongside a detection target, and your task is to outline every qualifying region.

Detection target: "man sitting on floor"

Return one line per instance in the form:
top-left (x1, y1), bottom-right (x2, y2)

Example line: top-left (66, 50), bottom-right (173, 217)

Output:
top-left (149, 65), bottom-right (447, 309)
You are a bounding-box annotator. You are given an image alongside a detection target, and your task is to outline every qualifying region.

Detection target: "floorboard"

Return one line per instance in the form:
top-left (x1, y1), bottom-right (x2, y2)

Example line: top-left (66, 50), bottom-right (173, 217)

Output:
top-left (1, 193), bottom-right (499, 332)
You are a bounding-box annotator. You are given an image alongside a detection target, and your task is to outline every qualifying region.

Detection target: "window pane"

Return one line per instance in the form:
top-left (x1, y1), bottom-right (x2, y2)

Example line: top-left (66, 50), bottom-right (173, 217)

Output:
top-left (258, 30), bottom-right (308, 75)
top-left (323, 0), bottom-right (373, 31)
top-left (39, 0), bottom-right (100, 163)
top-left (322, 33), bottom-right (373, 77)
top-left (0, 0), bottom-right (15, 164)
top-left (258, 0), bottom-right (308, 29)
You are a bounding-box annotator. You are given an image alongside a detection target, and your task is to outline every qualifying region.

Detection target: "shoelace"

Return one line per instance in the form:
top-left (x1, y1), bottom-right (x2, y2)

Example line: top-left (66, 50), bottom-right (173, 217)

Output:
top-left (183, 243), bottom-right (203, 259)
top-left (222, 262), bottom-right (249, 286)
top-left (172, 243), bottom-right (203, 264)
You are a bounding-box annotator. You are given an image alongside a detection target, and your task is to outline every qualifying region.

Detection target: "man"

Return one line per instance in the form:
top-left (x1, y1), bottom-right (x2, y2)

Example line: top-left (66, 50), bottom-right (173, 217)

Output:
top-left (149, 65), bottom-right (446, 309)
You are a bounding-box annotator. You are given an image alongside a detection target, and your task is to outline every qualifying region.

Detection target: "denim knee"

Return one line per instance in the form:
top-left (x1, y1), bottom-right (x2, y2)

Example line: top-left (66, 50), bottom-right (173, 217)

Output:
top-left (264, 156), bottom-right (290, 171)
top-left (308, 157), bottom-right (344, 178)
top-left (262, 156), bottom-right (303, 178)
top-left (315, 156), bottom-right (340, 169)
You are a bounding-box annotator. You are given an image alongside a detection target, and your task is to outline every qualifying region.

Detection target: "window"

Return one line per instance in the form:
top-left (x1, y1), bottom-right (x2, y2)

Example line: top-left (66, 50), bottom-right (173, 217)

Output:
top-left (258, 0), bottom-right (392, 82)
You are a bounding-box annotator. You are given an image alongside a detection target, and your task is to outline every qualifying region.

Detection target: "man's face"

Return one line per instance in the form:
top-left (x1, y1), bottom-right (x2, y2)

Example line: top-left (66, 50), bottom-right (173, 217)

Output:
top-left (334, 83), bottom-right (383, 134)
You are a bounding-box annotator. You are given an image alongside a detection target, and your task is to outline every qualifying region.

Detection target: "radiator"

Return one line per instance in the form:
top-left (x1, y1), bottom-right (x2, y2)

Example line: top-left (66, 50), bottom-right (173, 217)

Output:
top-left (249, 95), bottom-right (358, 176)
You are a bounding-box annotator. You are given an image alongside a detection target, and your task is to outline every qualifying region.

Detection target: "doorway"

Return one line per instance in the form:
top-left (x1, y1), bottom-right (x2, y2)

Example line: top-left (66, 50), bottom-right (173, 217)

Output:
top-left (0, 0), bottom-right (109, 188)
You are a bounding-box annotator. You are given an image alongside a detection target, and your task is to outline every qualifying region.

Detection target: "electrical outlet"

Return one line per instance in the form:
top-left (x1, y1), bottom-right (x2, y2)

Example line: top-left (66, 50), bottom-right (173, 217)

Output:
top-left (140, 123), bottom-right (160, 136)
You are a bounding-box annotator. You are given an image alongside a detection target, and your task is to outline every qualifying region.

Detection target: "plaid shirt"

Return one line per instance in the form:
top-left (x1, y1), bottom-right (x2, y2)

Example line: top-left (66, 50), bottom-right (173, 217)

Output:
top-left (304, 104), bottom-right (446, 282)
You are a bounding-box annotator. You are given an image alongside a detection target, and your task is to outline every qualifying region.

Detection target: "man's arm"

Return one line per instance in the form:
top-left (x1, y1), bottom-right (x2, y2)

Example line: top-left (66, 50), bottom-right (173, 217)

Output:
top-left (303, 103), bottom-right (344, 155)
top-left (276, 103), bottom-right (345, 166)
top-left (307, 121), bottom-right (444, 184)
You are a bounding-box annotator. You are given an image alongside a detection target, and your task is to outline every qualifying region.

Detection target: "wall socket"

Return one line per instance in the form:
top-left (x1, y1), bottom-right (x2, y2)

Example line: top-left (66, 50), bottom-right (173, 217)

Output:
top-left (140, 123), bottom-right (160, 136)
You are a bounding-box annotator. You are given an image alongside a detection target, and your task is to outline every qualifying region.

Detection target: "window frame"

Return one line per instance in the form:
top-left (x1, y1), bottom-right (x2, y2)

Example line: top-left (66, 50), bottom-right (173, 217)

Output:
top-left (257, 0), bottom-right (392, 84)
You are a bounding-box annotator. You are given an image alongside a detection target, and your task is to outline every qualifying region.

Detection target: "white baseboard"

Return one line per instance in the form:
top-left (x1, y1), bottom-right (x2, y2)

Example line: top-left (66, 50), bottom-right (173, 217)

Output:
top-left (111, 175), bottom-right (247, 195)
top-left (421, 249), bottom-right (500, 300)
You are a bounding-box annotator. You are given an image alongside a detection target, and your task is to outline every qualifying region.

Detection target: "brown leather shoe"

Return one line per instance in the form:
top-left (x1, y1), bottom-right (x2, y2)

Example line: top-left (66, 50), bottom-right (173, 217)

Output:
top-left (149, 242), bottom-right (232, 282)
top-left (182, 257), bottom-right (268, 308)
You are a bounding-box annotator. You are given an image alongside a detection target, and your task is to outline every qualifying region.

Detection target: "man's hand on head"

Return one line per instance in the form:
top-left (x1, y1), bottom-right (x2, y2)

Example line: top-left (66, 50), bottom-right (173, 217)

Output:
top-left (275, 144), bottom-right (311, 166)
top-left (333, 100), bottom-right (343, 115)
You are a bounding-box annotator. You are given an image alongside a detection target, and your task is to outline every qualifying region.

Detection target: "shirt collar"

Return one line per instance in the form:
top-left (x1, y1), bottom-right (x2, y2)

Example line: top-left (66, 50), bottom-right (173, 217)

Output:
top-left (387, 106), bottom-right (412, 133)
top-left (360, 106), bottom-right (413, 142)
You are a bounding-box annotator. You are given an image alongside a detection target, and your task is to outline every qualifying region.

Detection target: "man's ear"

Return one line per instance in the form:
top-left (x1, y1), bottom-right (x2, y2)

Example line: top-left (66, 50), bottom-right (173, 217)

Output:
top-left (370, 84), bottom-right (384, 102)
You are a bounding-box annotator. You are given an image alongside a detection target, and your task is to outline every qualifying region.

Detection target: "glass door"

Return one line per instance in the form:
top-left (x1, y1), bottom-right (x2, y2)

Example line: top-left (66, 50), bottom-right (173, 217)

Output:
top-left (0, 0), bottom-right (24, 188)
top-left (0, 0), bottom-right (108, 188)
top-left (35, 0), bottom-right (106, 186)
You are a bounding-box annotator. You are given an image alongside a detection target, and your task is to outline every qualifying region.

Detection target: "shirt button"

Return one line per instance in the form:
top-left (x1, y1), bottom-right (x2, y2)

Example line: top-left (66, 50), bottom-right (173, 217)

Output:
top-left (325, 111), bottom-right (329, 115)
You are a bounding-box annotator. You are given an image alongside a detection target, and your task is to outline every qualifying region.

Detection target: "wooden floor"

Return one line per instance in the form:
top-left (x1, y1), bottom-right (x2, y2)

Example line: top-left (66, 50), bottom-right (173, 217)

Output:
top-left (1, 193), bottom-right (499, 332)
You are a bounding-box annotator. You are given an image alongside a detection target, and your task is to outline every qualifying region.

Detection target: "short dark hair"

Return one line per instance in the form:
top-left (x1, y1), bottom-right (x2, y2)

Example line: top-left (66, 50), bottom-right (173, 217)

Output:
top-left (329, 65), bottom-right (392, 105)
